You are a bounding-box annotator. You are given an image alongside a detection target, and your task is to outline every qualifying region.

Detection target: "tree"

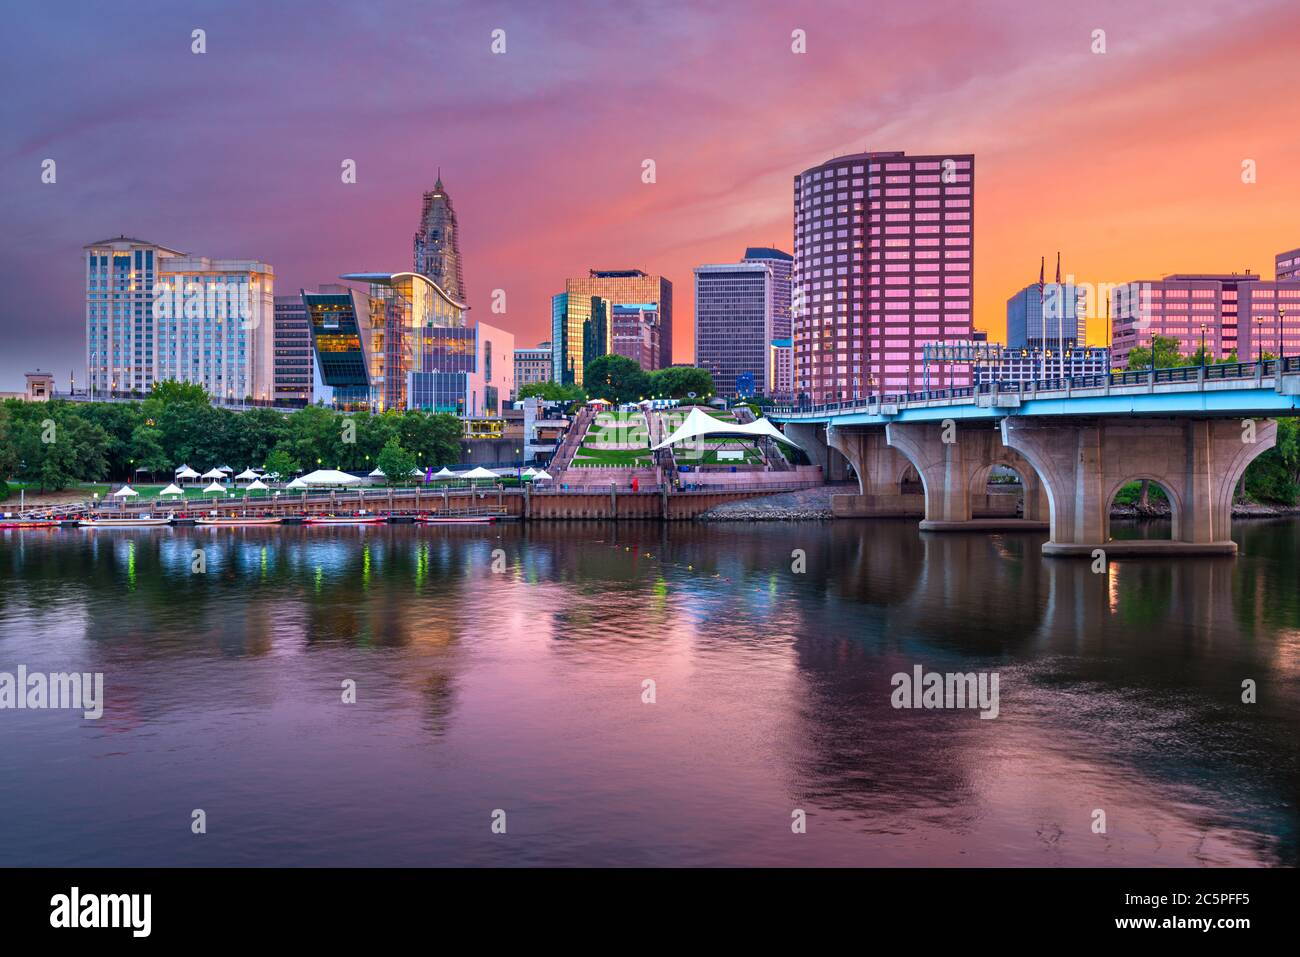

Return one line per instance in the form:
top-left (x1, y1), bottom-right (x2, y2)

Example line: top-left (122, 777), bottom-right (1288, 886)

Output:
top-left (519, 380), bottom-right (585, 402)
top-left (1126, 335), bottom-right (1185, 370)
top-left (145, 379), bottom-right (210, 408)
top-left (129, 424), bottom-right (168, 475)
top-left (1244, 417), bottom-right (1300, 504)
top-left (648, 366), bottom-right (714, 399)
top-left (286, 404), bottom-right (342, 470)
top-left (398, 411), bottom-right (462, 468)
top-left (375, 438), bottom-right (417, 486)
top-left (584, 354), bottom-right (650, 404)
top-left (263, 446), bottom-right (300, 478)
top-left (0, 401), bottom-right (17, 479)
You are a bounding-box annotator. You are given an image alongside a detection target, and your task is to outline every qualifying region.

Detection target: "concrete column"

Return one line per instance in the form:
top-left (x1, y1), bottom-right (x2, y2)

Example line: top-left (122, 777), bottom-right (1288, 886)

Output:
top-left (826, 426), bottom-right (922, 517)
top-left (1002, 416), bottom-right (1277, 557)
top-left (784, 422), bottom-right (849, 481)
top-left (885, 422), bottom-right (1047, 531)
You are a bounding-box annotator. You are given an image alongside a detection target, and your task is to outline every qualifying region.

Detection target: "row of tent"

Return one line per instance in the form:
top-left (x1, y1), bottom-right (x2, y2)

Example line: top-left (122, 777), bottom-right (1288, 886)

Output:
top-left (110, 466), bottom-right (554, 498)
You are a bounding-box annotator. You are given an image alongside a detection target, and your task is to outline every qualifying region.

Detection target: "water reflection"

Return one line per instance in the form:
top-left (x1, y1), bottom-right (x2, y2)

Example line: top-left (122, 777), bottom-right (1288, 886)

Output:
top-left (0, 519), bottom-right (1295, 866)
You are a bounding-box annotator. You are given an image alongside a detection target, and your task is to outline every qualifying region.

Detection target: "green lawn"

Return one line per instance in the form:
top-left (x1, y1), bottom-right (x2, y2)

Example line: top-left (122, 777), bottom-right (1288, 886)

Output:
top-left (572, 447), bottom-right (653, 466)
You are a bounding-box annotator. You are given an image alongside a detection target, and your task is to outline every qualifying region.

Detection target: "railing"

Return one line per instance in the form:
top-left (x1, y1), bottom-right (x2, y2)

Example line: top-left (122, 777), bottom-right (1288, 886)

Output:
top-left (51, 391), bottom-right (308, 411)
top-left (770, 356), bottom-right (1300, 418)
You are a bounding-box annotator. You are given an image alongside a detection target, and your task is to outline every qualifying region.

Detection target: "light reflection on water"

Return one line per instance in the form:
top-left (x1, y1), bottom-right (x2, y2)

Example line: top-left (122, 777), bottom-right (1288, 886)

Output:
top-left (0, 519), bottom-right (1296, 866)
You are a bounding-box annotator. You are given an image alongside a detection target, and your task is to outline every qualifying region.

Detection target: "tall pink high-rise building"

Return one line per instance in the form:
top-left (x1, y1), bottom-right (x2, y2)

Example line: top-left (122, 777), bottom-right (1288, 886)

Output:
top-left (793, 151), bottom-right (974, 401)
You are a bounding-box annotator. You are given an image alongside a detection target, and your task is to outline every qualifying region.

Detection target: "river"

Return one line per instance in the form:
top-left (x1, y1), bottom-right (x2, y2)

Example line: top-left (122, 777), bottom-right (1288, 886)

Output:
top-left (0, 519), bottom-right (1296, 866)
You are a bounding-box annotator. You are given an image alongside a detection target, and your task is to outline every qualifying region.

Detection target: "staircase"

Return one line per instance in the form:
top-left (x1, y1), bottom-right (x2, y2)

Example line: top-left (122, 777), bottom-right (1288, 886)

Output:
top-left (549, 406), bottom-right (597, 478)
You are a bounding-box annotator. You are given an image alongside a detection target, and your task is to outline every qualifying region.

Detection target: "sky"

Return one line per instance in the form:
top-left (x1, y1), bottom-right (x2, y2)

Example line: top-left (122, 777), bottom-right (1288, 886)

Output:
top-left (2, 0), bottom-right (1299, 390)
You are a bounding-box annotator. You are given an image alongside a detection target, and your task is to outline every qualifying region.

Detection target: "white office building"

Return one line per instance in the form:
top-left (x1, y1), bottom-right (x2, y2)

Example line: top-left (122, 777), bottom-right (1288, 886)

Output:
top-left (84, 235), bottom-right (275, 401)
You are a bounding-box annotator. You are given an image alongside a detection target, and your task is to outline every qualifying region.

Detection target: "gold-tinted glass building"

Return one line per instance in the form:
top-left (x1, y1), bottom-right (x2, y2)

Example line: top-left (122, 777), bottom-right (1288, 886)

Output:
top-left (551, 270), bottom-right (672, 385)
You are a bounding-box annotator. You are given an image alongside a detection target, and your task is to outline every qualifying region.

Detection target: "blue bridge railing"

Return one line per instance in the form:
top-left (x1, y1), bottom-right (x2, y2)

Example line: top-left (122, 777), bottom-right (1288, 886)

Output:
top-left (770, 357), bottom-right (1300, 417)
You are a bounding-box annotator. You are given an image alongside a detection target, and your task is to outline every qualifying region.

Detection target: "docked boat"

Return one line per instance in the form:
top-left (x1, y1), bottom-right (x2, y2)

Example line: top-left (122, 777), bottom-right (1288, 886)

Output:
top-left (418, 515), bottom-right (497, 525)
top-left (79, 516), bottom-right (172, 528)
top-left (302, 515), bottom-right (387, 526)
top-left (0, 519), bottom-right (61, 529)
top-left (195, 516), bottom-right (281, 527)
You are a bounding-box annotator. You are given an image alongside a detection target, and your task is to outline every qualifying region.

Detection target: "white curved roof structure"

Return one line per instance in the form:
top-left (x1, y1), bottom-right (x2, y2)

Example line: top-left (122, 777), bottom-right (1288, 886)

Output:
top-left (651, 407), bottom-right (802, 450)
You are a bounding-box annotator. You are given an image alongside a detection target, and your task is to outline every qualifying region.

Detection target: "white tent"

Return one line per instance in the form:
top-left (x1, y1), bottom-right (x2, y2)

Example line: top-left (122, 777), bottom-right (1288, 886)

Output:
top-left (112, 485), bottom-right (138, 497)
top-left (217, 465), bottom-right (234, 474)
top-left (246, 479), bottom-right (269, 492)
top-left (203, 481), bottom-right (225, 494)
top-left (522, 467), bottom-right (538, 477)
top-left (235, 468), bottom-right (260, 481)
top-left (532, 470), bottom-right (553, 481)
top-left (651, 407), bottom-right (802, 450)
top-left (298, 469), bottom-right (362, 487)
top-left (159, 483), bottom-right (184, 497)
top-left (368, 467), bottom-right (386, 478)
top-left (200, 468), bottom-right (226, 480)
top-left (410, 467), bottom-right (426, 477)
top-left (461, 466), bottom-right (499, 481)
top-left (174, 463), bottom-right (191, 474)
top-left (175, 466), bottom-right (201, 481)
top-left (286, 477), bottom-right (308, 489)
top-left (431, 467), bottom-right (458, 480)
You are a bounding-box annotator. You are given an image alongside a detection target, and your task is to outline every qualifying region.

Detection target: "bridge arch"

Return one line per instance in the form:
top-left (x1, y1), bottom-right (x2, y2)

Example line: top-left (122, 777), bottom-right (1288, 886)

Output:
top-left (1102, 475), bottom-right (1182, 541)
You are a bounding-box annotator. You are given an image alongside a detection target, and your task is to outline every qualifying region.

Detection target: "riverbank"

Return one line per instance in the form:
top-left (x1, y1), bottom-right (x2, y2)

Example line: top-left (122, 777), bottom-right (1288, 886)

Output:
top-left (698, 486), bottom-right (1300, 522)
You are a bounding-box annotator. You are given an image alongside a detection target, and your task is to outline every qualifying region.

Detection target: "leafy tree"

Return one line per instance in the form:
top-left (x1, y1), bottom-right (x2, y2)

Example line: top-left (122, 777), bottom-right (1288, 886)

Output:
top-left (398, 411), bottom-right (462, 468)
top-left (1244, 418), bottom-right (1300, 504)
top-left (584, 354), bottom-right (650, 404)
top-left (129, 424), bottom-right (168, 475)
top-left (375, 438), bottom-right (417, 485)
top-left (0, 401), bottom-right (17, 479)
top-left (519, 380), bottom-right (585, 402)
top-left (145, 379), bottom-right (210, 409)
top-left (647, 366), bottom-right (714, 399)
top-left (1126, 335), bottom-right (1186, 370)
top-left (79, 401), bottom-right (143, 477)
top-left (232, 407), bottom-right (291, 468)
top-left (286, 404), bottom-right (343, 470)
top-left (263, 446), bottom-right (300, 478)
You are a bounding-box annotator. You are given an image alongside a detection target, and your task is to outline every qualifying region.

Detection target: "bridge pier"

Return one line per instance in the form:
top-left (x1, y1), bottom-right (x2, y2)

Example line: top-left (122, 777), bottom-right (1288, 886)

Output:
top-left (884, 421), bottom-right (1049, 531)
top-left (826, 426), bottom-right (923, 517)
top-left (783, 422), bottom-right (851, 482)
top-left (1001, 416), bottom-right (1276, 556)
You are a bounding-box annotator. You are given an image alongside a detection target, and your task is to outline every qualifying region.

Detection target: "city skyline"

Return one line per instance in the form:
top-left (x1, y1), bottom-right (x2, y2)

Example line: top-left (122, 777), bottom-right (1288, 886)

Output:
top-left (4, 0), bottom-right (1300, 390)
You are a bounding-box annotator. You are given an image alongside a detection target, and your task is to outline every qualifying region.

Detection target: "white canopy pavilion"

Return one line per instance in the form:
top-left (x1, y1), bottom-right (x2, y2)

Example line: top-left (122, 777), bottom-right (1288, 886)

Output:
top-left (200, 468), bottom-right (226, 481)
top-left (651, 407), bottom-right (802, 451)
top-left (245, 479), bottom-right (269, 492)
top-left (461, 466), bottom-right (499, 482)
top-left (158, 483), bottom-right (184, 497)
top-left (175, 466), bottom-right (201, 482)
top-left (285, 477), bottom-right (309, 489)
top-left (298, 469), bottom-right (362, 487)
top-left (202, 481), bottom-right (225, 494)
top-left (431, 467), bottom-right (458, 480)
top-left (112, 485), bottom-right (138, 497)
top-left (234, 468), bottom-right (260, 482)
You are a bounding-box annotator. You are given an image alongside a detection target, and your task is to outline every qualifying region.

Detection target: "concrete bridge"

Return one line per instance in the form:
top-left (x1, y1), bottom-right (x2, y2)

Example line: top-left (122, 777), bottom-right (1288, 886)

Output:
top-left (771, 358), bottom-right (1300, 557)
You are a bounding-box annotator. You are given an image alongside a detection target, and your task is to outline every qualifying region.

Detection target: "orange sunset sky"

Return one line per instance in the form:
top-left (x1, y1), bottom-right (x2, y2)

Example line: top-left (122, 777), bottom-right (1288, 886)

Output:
top-left (3, 0), bottom-right (1300, 385)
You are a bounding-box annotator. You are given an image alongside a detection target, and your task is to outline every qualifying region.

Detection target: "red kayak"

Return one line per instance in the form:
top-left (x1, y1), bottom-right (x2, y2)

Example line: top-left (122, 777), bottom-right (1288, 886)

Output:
top-left (303, 515), bottom-right (387, 526)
